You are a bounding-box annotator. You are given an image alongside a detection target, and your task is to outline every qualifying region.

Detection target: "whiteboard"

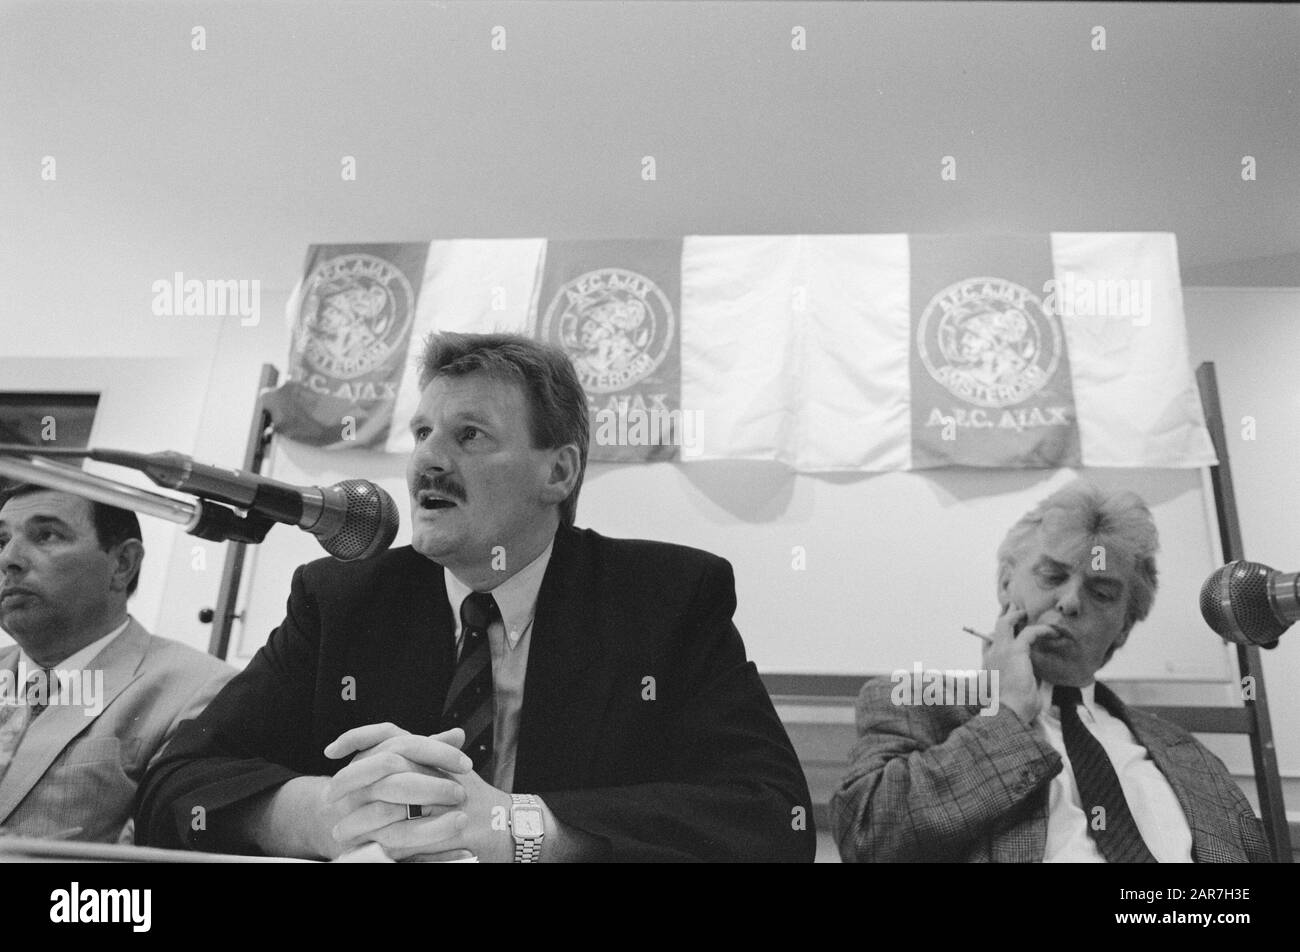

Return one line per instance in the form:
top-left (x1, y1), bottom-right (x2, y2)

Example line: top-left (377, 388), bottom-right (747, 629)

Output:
top-left (232, 440), bottom-right (1235, 685)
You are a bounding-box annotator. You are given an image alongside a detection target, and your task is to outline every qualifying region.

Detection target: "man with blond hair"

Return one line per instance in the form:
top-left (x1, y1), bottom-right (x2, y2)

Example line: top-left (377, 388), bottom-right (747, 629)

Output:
top-left (834, 480), bottom-right (1269, 863)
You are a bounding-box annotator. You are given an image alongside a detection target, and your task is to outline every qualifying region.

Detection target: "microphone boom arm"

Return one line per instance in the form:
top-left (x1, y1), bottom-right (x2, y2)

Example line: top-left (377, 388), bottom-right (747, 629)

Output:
top-left (0, 453), bottom-right (275, 545)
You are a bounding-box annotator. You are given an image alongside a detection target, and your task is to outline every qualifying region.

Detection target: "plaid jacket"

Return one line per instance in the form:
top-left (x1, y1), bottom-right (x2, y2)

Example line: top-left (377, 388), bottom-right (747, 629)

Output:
top-left (832, 676), bottom-right (1271, 863)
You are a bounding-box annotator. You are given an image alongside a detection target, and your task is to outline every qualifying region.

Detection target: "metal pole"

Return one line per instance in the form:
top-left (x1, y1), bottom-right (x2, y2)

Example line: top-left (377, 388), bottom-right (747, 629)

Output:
top-left (207, 364), bottom-right (280, 660)
top-left (0, 454), bottom-right (200, 528)
top-left (1196, 361), bottom-right (1292, 862)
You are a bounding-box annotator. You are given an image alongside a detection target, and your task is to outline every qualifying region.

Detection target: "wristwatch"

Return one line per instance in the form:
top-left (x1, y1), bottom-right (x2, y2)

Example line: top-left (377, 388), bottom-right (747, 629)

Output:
top-left (509, 794), bottom-right (545, 863)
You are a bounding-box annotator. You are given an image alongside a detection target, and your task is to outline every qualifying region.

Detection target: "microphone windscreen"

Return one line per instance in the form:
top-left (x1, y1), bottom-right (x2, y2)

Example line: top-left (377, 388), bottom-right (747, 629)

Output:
top-left (319, 479), bottom-right (400, 561)
top-left (1199, 560), bottom-right (1288, 647)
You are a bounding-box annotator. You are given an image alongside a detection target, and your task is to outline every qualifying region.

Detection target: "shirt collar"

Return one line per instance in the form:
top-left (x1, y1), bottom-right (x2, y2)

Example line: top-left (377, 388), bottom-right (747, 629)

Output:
top-left (445, 540), bottom-right (555, 649)
top-left (16, 616), bottom-right (131, 684)
top-left (1040, 679), bottom-right (1099, 723)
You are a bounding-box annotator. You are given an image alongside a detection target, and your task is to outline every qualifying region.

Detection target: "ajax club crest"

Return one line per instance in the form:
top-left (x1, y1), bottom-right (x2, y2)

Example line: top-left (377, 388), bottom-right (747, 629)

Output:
top-left (917, 276), bottom-right (1062, 409)
top-left (540, 268), bottom-right (675, 393)
top-left (297, 254), bottom-right (415, 381)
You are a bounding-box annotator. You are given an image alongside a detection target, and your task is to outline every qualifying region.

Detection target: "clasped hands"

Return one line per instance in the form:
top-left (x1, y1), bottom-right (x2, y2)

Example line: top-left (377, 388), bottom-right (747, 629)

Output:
top-left (317, 723), bottom-right (514, 863)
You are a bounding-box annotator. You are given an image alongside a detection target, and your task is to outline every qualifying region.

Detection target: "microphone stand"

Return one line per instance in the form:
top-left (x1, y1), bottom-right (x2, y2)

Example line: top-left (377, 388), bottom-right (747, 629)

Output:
top-left (0, 452), bottom-right (275, 545)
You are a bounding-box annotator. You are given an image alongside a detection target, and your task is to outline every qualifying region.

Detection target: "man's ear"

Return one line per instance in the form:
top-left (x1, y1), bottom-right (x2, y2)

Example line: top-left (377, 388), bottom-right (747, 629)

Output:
top-left (539, 444), bottom-right (581, 508)
top-left (997, 565), bottom-right (1012, 607)
top-left (108, 539), bottom-right (144, 595)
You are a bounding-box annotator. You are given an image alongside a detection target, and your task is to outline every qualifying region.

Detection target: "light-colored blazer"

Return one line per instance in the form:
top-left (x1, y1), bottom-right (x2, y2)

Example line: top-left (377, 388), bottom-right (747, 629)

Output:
top-left (832, 677), bottom-right (1272, 863)
top-left (0, 619), bottom-right (235, 843)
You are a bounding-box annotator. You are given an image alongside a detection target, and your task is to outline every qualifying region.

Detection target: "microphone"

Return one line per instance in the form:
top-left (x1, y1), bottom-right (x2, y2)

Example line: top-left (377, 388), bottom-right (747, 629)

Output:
top-left (1199, 561), bottom-right (1298, 649)
top-left (1, 446), bottom-right (401, 562)
top-left (88, 450), bottom-right (400, 561)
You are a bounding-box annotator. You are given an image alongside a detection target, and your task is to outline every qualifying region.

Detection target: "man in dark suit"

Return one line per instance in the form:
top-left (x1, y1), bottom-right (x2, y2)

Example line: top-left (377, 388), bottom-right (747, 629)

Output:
top-left (833, 481), bottom-right (1270, 863)
top-left (137, 332), bottom-right (813, 862)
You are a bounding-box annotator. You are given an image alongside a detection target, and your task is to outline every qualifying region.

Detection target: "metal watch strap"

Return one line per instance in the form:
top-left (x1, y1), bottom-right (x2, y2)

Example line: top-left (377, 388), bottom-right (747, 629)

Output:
top-left (511, 793), bottom-right (543, 863)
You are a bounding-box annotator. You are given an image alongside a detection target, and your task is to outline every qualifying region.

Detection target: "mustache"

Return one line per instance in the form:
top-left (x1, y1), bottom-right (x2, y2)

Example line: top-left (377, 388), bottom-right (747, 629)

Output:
top-left (414, 472), bottom-right (467, 504)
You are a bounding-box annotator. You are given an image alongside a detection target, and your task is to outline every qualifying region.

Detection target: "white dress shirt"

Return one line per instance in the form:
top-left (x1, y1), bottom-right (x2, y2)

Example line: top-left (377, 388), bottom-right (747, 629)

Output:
top-left (1036, 680), bottom-right (1193, 863)
top-left (0, 617), bottom-right (131, 783)
top-left (444, 541), bottom-right (554, 793)
top-left (14, 616), bottom-right (131, 693)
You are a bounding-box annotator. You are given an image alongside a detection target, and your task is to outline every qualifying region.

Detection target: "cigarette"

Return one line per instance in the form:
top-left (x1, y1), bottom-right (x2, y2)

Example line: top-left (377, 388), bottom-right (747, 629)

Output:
top-left (962, 626), bottom-right (993, 644)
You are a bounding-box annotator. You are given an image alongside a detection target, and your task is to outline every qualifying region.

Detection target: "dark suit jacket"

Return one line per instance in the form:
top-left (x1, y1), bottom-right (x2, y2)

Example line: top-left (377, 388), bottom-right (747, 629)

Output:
top-left (135, 526), bottom-right (814, 862)
top-left (832, 676), bottom-right (1270, 863)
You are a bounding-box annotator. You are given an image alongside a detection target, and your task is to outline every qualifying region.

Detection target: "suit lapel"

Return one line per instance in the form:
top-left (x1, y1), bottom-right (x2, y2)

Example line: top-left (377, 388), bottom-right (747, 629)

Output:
top-left (0, 619), bottom-right (147, 824)
top-left (352, 549), bottom-right (454, 739)
top-left (513, 527), bottom-right (608, 793)
top-left (1139, 736), bottom-right (1210, 860)
top-left (1095, 683), bottom-right (1229, 863)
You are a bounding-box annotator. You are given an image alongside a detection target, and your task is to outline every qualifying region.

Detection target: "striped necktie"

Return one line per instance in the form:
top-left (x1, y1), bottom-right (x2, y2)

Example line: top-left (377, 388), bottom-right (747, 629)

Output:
top-left (440, 592), bottom-right (497, 776)
top-left (1053, 685), bottom-right (1157, 863)
top-left (26, 668), bottom-right (51, 721)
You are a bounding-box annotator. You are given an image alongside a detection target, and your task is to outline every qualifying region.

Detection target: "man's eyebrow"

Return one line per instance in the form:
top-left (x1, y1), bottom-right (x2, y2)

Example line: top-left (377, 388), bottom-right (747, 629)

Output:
top-left (1088, 575), bottom-right (1125, 590)
top-left (0, 514), bottom-right (70, 530)
top-left (408, 411), bottom-right (493, 430)
top-left (1035, 556), bottom-right (1072, 573)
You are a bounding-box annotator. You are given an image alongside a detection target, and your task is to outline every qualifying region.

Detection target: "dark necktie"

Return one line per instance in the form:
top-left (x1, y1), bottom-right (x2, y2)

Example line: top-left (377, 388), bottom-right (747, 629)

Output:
top-left (440, 592), bottom-right (497, 776)
top-left (26, 669), bottom-right (50, 721)
top-left (1053, 685), bottom-right (1158, 863)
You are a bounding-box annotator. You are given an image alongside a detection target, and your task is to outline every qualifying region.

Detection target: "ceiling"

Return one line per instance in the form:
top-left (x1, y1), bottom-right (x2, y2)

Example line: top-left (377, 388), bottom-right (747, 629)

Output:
top-left (1, 1), bottom-right (1296, 305)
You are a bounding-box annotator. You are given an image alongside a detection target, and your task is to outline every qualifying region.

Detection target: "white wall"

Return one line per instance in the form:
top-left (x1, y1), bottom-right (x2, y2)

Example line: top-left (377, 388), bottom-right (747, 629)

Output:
top-left (0, 287), bottom-right (292, 656)
top-left (0, 357), bottom-right (213, 647)
top-left (151, 292), bottom-right (293, 654)
top-left (1183, 288), bottom-right (1300, 782)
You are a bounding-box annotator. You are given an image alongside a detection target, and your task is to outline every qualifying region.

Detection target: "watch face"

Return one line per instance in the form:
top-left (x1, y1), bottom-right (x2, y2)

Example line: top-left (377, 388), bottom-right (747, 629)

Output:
top-left (514, 808), bottom-right (543, 838)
